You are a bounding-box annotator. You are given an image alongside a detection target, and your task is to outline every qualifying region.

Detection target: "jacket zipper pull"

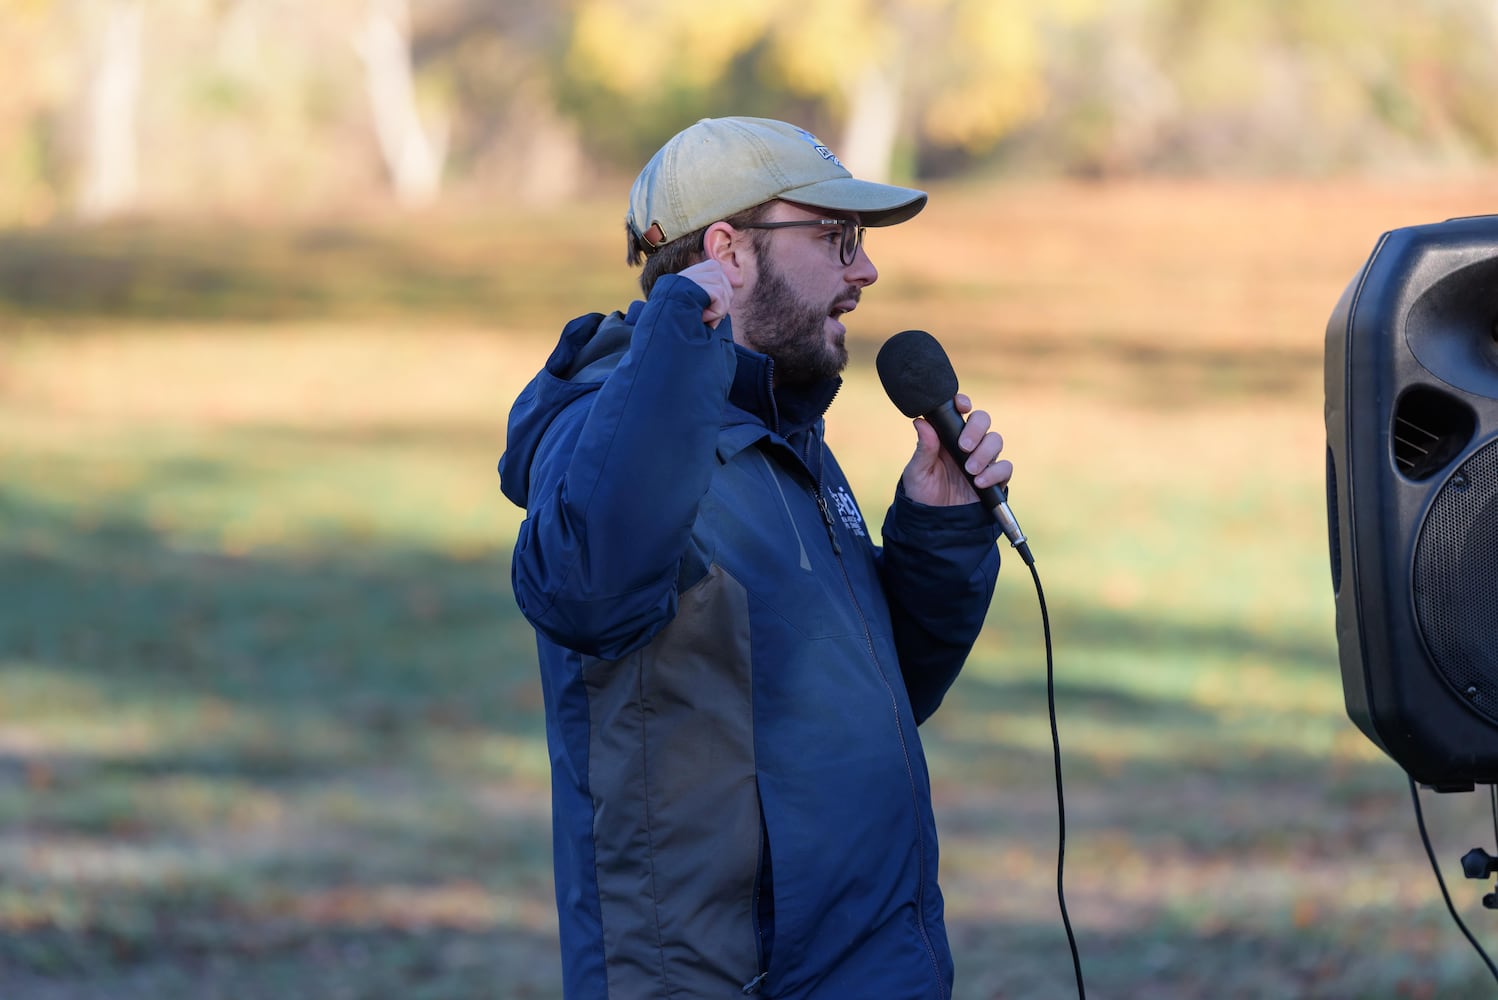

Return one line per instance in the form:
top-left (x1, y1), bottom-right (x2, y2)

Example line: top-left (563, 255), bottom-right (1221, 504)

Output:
top-left (814, 489), bottom-right (842, 555)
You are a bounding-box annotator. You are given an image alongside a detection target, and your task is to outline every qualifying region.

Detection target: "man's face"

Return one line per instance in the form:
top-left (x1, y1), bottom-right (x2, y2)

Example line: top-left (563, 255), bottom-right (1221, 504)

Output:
top-left (731, 202), bottom-right (879, 387)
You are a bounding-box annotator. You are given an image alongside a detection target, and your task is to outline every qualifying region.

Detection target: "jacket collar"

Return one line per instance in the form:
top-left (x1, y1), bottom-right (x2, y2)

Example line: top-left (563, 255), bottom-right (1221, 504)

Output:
top-left (720, 342), bottom-right (840, 470)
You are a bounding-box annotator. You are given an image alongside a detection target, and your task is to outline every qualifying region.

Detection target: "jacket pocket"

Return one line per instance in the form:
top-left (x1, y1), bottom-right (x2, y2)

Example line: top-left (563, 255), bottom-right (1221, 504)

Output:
top-left (748, 805), bottom-right (775, 992)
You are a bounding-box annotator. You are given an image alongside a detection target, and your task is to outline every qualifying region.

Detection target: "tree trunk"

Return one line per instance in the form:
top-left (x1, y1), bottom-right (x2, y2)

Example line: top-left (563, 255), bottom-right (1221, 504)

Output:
top-left (355, 0), bottom-right (447, 206)
top-left (839, 59), bottom-right (904, 183)
top-left (78, 0), bottom-right (143, 219)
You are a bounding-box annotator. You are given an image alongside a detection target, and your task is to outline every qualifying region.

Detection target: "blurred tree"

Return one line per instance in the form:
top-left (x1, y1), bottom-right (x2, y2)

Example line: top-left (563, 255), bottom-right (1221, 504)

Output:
top-left (1030, 0), bottom-right (1498, 176)
top-left (562, 0), bottom-right (1098, 181)
top-left (412, 0), bottom-right (585, 204)
top-left (356, 0), bottom-right (447, 204)
top-left (0, 0), bottom-right (69, 224)
top-left (77, 0), bottom-right (143, 218)
top-left (6, 0), bottom-right (1498, 226)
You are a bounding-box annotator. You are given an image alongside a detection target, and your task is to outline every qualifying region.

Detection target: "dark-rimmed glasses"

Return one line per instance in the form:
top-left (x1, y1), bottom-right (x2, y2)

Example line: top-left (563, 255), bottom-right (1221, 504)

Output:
top-left (737, 218), bottom-right (866, 266)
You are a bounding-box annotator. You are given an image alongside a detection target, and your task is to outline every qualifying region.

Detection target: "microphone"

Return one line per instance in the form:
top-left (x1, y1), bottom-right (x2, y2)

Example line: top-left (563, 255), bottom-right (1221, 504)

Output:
top-left (875, 329), bottom-right (1033, 566)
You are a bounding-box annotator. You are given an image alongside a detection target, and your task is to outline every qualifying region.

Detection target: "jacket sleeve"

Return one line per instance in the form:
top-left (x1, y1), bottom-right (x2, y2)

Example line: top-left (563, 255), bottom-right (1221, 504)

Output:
top-left (877, 488), bottom-right (1003, 723)
top-left (510, 274), bottom-right (736, 660)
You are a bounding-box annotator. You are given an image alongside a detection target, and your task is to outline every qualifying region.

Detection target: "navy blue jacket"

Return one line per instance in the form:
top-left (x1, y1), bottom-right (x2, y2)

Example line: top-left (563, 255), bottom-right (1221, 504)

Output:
top-left (499, 274), bottom-right (1002, 999)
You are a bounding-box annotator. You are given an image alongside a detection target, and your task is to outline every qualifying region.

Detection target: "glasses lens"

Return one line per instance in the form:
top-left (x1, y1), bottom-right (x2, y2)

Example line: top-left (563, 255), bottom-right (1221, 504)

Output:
top-left (840, 221), bottom-right (861, 265)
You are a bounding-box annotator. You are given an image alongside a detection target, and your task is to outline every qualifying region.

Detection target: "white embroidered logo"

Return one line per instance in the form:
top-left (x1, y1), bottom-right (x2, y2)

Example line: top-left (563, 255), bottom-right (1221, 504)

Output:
top-left (793, 126), bottom-right (844, 168)
top-left (830, 486), bottom-right (865, 537)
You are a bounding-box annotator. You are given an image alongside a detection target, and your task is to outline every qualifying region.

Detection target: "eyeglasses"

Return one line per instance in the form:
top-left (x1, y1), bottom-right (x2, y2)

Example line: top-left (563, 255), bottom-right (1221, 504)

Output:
top-left (736, 218), bottom-right (866, 266)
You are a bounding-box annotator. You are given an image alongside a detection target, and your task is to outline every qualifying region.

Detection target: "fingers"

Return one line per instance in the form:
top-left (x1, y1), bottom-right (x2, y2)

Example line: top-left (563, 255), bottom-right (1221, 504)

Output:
top-left (957, 405), bottom-right (1010, 489)
top-left (905, 402), bottom-right (1013, 506)
top-left (957, 405), bottom-right (989, 453)
top-left (677, 258), bottom-right (732, 327)
top-left (974, 457), bottom-right (1013, 490)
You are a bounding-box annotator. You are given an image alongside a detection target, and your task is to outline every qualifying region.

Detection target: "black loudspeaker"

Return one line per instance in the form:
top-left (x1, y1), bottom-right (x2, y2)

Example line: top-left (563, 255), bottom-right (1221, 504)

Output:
top-left (1326, 214), bottom-right (1498, 792)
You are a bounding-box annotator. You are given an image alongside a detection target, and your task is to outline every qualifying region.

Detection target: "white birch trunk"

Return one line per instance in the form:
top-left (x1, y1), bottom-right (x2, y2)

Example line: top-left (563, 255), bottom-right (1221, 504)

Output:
top-left (355, 0), bottom-right (447, 206)
top-left (839, 60), bottom-right (904, 184)
top-left (78, 0), bottom-right (144, 219)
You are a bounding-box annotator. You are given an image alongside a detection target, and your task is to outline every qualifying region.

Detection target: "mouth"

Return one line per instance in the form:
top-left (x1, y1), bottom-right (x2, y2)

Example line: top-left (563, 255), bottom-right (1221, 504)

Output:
top-left (827, 296), bottom-right (859, 333)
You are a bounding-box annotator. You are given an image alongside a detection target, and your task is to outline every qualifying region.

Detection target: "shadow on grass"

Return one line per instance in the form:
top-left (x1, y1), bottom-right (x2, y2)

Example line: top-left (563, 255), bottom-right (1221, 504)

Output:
top-left (0, 219), bottom-right (623, 328)
top-left (3, 492), bottom-right (533, 723)
top-left (1038, 599), bottom-right (1336, 676)
top-left (1, 924), bottom-right (564, 1000)
top-left (0, 486), bottom-right (563, 997)
top-left (945, 904), bottom-right (1498, 999)
top-left (0, 474), bottom-right (1405, 999)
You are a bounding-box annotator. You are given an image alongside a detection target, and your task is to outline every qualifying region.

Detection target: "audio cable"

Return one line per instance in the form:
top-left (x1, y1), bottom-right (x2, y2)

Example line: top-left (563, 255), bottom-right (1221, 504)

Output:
top-left (1409, 777), bottom-right (1498, 985)
top-left (1028, 558), bottom-right (1086, 998)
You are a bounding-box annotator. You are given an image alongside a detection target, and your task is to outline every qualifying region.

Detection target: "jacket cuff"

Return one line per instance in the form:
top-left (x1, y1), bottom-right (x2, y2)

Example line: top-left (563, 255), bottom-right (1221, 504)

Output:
top-left (886, 480), bottom-right (1003, 539)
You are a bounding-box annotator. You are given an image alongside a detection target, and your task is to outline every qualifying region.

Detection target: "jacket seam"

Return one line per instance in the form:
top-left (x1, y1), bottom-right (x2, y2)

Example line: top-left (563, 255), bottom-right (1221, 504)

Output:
top-left (636, 655), bottom-right (672, 995)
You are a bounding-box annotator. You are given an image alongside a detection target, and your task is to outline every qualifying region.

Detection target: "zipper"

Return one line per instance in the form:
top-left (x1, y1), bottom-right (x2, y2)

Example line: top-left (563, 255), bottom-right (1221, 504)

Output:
top-left (766, 423), bottom-right (945, 994)
top-left (808, 473), bottom-right (945, 998)
top-left (813, 488), bottom-right (842, 555)
top-left (749, 810), bottom-right (773, 990)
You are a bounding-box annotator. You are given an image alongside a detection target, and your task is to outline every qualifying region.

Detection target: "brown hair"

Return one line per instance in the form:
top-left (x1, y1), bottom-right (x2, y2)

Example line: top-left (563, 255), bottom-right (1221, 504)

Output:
top-left (626, 203), bottom-right (774, 297)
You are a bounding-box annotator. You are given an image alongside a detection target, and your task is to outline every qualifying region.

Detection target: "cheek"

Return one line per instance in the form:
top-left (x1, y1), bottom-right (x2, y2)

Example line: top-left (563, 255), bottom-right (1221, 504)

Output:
top-left (735, 271), bottom-right (758, 301)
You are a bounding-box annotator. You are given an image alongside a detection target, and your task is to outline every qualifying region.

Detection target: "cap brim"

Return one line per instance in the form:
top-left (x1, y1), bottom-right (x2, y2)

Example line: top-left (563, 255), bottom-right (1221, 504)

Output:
top-left (778, 177), bottom-right (927, 228)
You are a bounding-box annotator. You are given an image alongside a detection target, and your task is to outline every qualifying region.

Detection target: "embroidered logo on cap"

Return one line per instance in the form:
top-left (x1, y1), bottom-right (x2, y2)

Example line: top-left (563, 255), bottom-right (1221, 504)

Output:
top-left (793, 127), bottom-right (844, 168)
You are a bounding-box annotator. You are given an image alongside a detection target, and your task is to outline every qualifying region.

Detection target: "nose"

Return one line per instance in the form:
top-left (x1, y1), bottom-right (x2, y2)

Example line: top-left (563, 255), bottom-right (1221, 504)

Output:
top-left (846, 243), bottom-right (878, 287)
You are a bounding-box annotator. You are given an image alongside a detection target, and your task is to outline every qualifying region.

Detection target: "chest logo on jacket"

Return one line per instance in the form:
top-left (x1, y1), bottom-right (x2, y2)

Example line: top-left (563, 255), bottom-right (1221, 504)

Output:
top-left (829, 486), bottom-right (866, 537)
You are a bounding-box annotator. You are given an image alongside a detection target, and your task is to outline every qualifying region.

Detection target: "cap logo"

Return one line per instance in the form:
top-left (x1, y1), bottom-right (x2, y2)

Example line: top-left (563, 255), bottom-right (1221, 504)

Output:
top-left (793, 126), bottom-right (843, 168)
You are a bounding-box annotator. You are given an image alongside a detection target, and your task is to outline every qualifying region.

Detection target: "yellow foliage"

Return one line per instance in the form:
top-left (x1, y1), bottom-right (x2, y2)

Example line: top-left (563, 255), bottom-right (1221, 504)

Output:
top-left (564, 0), bottom-right (1104, 154)
top-left (567, 0), bottom-right (777, 93)
top-left (0, 0), bottom-right (52, 19)
top-left (763, 0), bottom-right (897, 97)
top-left (920, 0), bottom-right (1049, 149)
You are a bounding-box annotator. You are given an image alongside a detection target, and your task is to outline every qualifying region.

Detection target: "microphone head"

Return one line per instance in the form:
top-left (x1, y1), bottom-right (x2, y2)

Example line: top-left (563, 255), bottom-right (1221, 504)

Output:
top-left (875, 329), bottom-right (959, 417)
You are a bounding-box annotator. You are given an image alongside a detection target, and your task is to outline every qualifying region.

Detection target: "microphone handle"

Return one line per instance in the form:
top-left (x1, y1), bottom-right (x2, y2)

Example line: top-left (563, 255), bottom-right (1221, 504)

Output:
top-left (925, 401), bottom-right (1033, 564)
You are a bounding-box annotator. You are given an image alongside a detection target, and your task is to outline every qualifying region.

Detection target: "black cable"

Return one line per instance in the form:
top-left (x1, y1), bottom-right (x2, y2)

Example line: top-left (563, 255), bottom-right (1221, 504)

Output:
top-left (1407, 776), bottom-right (1498, 984)
top-left (1029, 558), bottom-right (1086, 999)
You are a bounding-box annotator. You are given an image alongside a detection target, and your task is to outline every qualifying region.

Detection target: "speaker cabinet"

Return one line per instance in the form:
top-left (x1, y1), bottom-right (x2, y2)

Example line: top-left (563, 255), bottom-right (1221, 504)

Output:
top-left (1326, 214), bottom-right (1498, 791)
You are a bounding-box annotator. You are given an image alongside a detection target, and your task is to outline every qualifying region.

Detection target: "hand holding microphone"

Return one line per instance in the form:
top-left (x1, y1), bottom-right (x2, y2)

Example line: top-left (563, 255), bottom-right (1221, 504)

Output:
top-left (876, 329), bottom-right (1033, 566)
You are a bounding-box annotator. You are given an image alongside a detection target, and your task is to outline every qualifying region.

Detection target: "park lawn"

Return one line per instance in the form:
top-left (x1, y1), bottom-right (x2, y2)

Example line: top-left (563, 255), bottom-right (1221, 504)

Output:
top-left (5, 176), bottom-right (1498, 997)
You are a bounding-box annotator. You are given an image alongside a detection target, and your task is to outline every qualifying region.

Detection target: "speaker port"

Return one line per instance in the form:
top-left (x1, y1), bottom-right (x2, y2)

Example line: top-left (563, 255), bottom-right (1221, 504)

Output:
top-left (1393, 386), bottom-right (1477, 480)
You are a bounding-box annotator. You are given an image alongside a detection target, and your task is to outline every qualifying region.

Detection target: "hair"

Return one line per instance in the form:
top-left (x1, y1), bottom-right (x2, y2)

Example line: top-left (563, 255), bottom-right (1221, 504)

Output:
top-left (626, 202), bottom-right (774, 297)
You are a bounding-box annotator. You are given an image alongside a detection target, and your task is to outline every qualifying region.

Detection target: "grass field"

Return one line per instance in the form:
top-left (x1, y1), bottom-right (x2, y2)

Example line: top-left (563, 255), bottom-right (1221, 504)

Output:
top-left (5, 176), bottom-right (1498, 998)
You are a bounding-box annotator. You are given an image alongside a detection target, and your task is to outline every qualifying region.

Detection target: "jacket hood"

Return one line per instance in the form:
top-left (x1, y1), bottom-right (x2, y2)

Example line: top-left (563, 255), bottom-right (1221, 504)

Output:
top-left (499, 307), bottom-right (634, 509)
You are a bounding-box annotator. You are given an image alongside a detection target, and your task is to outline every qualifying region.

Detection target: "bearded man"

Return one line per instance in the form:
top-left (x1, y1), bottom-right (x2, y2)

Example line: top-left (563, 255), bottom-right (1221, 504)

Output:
top-left (500, 116), bottom-right (1013, 1000)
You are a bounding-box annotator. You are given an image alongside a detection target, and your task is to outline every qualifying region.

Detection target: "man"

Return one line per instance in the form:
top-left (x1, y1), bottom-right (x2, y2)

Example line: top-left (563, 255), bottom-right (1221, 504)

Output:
top-left (499, 116), bottom-right (1012, 999)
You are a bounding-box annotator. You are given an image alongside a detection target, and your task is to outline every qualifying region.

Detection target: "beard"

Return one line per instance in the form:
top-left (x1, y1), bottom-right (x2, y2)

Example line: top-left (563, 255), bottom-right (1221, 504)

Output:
top-left (734, 257), bottom-right (854, 388)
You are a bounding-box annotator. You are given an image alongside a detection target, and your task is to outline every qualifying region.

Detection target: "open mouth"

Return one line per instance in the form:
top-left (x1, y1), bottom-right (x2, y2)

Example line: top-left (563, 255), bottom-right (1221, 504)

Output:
top-left (828, 297), bottom-right (858, 323)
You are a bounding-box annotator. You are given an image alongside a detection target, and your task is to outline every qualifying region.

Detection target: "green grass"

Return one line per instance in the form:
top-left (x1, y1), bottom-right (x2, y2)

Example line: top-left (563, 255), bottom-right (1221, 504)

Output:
top-left (6, 177), bottom-right (1498, 997)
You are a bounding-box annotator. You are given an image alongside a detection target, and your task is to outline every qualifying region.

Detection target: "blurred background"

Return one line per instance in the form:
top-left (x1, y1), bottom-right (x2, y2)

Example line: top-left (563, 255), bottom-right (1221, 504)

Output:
top-left (6, 1), bottom-right (1498, 997)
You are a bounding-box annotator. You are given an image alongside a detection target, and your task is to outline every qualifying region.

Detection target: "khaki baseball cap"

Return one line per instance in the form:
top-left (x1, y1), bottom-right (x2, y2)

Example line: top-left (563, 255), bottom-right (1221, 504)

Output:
top-left (627, 116), bottom-right (927, 251)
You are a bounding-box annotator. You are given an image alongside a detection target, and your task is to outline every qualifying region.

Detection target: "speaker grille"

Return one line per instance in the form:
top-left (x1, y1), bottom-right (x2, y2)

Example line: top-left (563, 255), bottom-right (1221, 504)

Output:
top-left (1415, 436), bottom-right (1498, 722)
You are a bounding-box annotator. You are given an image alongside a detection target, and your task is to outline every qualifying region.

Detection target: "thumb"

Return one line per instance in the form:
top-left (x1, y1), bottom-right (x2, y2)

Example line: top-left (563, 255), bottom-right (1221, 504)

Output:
top-left (911, 416), bottom-right (942, 459)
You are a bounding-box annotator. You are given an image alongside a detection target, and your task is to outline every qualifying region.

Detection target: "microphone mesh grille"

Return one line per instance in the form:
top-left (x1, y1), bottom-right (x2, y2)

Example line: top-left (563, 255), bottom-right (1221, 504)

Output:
top-left (876, 330), bottom-right (960, 417)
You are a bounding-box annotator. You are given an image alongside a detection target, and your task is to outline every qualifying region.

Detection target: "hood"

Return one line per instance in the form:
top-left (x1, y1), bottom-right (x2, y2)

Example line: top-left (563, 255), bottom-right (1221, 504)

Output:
top-left (498, 307), bottom-right (634, 509)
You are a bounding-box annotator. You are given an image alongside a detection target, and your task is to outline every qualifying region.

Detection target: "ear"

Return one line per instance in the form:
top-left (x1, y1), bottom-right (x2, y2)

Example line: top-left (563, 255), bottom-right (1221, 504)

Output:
top-left (702, 221), bottom-right (753, 288)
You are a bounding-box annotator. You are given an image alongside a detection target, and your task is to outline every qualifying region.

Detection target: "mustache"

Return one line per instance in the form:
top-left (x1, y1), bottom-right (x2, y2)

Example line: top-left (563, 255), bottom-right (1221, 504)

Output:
top-left (832, 286), bottom-right (861, 310)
